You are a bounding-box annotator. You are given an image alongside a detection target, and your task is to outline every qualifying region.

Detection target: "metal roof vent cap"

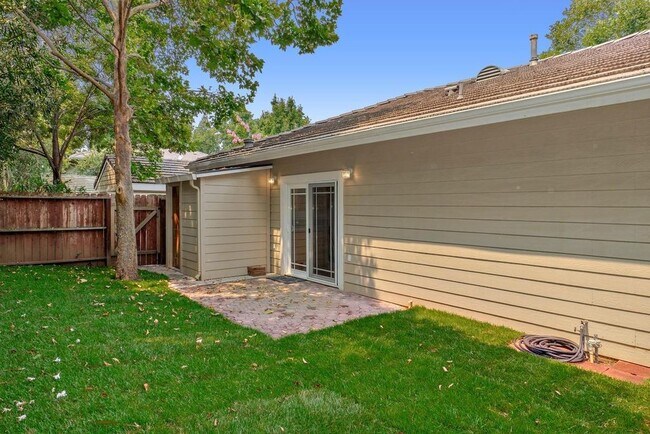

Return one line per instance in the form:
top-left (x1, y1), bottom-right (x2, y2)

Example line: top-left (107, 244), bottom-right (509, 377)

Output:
top-left (476, 65), bottom-right (507, 82)
top-left (243, 138), bottom-right (254, 149)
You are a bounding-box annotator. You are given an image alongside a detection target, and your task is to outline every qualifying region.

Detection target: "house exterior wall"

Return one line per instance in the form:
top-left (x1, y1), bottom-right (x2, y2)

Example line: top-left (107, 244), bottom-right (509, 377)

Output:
top-left (269, 100), bottom-right (650, 365)
top-left (180, 181), bottom-right (199, 276)
top-left (95, 164), bottom-right (116, 192)
top-left (200, 169), bottom-right (270, 280)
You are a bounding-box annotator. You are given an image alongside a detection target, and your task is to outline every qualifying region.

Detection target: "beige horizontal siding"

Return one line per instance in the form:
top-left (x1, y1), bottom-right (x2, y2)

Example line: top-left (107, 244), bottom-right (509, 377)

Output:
top-left (180, 181), bottom-right (198, 276)
top-left (201, 169), bottom-right (269, 280)
top-left (270, 186), bottom-right (281, 273)
top-left (268, 100), bottom-right (650, 365)
top-left (95, 164), bottom-right (116, 192)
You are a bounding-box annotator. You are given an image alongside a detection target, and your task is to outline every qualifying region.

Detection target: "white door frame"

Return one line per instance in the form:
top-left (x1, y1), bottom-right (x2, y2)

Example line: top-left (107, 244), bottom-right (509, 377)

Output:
top-left (280, 171), bottom-right (344, 289)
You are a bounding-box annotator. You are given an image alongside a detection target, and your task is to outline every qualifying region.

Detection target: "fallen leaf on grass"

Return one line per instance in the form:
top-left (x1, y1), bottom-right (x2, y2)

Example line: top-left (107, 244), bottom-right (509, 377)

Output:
top-left (26, 377), bottom-right (35, 382)
top-left (53, 373), bottom-right (60, 380)
top-left (103, 361), bottom-right (112, 367)
top-left (143, 383), bottom-right (150, 392)
top-left (17, 414), bottom-right (26, 422)
top-left (55, 390), bottom-right (67, 399)
top-left (442, 366), bottom-right (448, 372)
top-left (302, 358), bottom-right (308, 364)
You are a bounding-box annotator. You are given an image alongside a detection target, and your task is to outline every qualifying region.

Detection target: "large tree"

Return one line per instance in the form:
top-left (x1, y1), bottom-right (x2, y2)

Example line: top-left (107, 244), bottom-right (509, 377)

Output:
top-left (544, 0), bottom-right (650, 57)
top-left (1, 19), bottom-right (108, 185)
top-left (3, 0), bottom-right (341, 279)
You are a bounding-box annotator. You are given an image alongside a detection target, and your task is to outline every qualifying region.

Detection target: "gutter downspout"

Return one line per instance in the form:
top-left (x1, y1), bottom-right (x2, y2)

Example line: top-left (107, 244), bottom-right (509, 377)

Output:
top-left (189, 174), bottom-right (201, 280)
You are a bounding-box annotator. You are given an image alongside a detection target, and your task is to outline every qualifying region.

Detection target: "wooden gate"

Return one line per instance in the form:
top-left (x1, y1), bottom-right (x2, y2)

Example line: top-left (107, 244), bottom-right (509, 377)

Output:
top-left (111, 194), bottom-right (166, 265)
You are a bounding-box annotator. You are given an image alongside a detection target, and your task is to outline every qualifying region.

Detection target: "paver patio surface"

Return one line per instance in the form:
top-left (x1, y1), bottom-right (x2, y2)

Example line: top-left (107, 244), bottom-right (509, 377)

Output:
top-left (141, 266), bottom-right (399, 338)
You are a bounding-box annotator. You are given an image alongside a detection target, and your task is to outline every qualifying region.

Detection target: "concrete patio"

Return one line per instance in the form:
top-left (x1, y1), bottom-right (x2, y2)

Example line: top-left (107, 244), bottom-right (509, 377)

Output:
top-left (141, 265), bottom-right (399, 338)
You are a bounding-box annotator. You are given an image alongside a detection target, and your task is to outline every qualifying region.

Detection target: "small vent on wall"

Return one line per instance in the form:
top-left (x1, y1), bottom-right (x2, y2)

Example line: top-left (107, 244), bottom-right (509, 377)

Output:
top-left (476, 65), bottom-right (507, 82)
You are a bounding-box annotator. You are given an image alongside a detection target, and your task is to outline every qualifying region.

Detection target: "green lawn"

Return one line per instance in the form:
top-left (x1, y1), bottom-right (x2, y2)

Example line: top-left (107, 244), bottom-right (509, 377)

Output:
top-left (0, 266), bottom-right (648, 433)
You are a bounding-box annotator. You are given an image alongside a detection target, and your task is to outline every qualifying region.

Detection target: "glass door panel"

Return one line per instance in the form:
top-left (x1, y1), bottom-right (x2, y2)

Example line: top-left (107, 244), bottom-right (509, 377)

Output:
top-left (290, 187), bottom-right (307, 274)
top-left (310, 183), bottom-right (336, 281)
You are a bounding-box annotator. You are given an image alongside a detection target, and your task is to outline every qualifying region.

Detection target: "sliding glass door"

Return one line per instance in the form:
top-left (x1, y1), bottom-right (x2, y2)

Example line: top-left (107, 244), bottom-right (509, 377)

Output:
top-left (289, 182), bottom-right (337, 283)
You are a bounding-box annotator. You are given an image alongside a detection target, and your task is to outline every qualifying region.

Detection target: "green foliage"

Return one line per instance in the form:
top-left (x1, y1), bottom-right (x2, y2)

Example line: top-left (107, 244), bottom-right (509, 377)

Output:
top-left (0, 152), bottom-right (70, 192)
top-left (1, 0), bottom-right (342, 158)
top-left (67, 151), bottom-right (104, 176)
top-left (256, 95), bottom-right (310, 136)
top-left (190, 115), bottom-right (223, 154)
top-left (0, 266), bottom-right (648, 432)
top-left (0, 15), bottom-right (50, 160)
top-left (191, 95), bottom-right (311, 154)
top-left (543, 0), bottom-right (650, 57)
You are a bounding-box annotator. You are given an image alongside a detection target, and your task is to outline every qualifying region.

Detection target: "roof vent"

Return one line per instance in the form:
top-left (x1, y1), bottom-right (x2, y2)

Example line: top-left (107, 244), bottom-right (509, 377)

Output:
top-left (476, 65), bottom-right (506, 82)
top-left (243, 138), bottom-right (254, 149)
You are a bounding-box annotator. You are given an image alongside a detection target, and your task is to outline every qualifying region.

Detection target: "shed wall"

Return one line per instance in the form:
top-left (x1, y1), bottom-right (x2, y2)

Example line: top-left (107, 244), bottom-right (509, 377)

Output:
top-left (269, 100), bottom-right (650, 365)
top-left (200, 169), bottom-right (270, 279)
top-left (180, 181), bottom-right (199, 276)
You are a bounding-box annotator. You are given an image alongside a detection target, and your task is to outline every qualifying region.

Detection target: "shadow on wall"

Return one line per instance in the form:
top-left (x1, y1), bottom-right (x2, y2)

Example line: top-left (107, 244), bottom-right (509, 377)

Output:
top-left (341, 234), bottom-right (649, 364)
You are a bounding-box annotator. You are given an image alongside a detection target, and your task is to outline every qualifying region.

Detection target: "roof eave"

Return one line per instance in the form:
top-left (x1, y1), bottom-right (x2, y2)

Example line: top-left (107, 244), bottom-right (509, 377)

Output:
top-left (191, 73), bottom-right (650, 172)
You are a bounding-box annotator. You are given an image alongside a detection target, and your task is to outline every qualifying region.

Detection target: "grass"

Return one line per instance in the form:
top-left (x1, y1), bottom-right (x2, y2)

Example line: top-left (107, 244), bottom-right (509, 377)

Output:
top-left (0, 266), bottom-right (648, 433)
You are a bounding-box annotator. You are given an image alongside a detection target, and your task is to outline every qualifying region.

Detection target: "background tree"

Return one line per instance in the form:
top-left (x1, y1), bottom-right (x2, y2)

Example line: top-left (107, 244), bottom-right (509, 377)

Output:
top-left (194, 95), bottom-right (310, 152)
top-left (257, 95), bottom-right (309, 136)
top-left (3, 0), bottom-right (342, 280)
top-left (190, 115), bottom-right (222, 154)
top-left (544, 0), bottom-right (650, 57)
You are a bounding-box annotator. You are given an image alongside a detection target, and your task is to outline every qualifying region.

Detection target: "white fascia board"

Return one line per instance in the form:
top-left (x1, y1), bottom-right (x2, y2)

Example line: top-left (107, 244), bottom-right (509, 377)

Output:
top-left (159, 166), bottom-right (272, 183)
top-left (191, 73), bottom-right (650, 171)
top-left (133, 182), bottom-right (166, 193)
top-left (159, 174), bottom-right (193, 184)
top-left (194, 165), bottom-right (272, 179)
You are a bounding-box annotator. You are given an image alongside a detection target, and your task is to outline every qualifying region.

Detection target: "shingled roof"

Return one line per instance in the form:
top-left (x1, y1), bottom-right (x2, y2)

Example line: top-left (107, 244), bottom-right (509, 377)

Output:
top-left (192, 31), bottom-right (650, 171)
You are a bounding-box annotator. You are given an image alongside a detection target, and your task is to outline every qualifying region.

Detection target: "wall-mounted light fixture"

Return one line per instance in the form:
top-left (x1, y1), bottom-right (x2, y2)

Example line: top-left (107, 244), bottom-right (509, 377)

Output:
top-left (341, 168), bottom-right (353, 180)
top-left (268, 175), bottom-right (277, 185)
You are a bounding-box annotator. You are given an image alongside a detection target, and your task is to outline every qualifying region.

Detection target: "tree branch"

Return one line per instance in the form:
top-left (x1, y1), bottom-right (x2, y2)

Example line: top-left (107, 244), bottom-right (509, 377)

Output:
top-left (61, 87), bottom-right (95, 156)
top-left (101, 0), bottom-right (117, 21)
top-left (15, 145), bottom-right (46, 158)
top-left (14, 8), bottom-right (114, 101)
top-left (66, 0), bottom-right (118, 50)
top-left (32, 129), bottom-right (55, 169)
top-left (128, 1), bottom-right (165, 18)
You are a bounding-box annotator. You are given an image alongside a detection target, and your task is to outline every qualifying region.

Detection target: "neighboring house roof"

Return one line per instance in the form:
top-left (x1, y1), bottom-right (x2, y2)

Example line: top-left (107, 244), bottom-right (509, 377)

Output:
top-left (62, 175), bottom-right (96, 192)
top-left (192, 31), bottom-right (650, 171)
top-left (162, 150), bottom-right (207, 161)
top-left (93, 151), bottom-right (206, 190)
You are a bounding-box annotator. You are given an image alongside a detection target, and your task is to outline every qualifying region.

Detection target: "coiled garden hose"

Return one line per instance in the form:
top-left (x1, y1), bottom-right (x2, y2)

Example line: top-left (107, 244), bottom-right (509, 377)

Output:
top-left (513, 335), bottom-right (587, 363)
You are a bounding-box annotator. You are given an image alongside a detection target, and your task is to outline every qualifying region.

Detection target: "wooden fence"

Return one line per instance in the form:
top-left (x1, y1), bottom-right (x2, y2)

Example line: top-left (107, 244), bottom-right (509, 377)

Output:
top-left (0, 193), bottom-right (166, 267)
top-left (0, 195), bottom-right (111, 266)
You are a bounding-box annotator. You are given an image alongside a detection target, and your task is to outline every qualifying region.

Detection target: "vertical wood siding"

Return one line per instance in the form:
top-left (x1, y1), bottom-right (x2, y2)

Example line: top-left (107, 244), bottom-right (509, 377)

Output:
top-left (200, 170), bottom-right (270, 280)
top-left (269, 100), bottom-right (650, 365)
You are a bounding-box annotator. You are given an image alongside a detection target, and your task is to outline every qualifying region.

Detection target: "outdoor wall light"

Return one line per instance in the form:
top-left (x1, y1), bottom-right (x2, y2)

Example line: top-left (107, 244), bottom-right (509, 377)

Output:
top-left (268, 175), bottom-right (277, 185)
top-left (341, 168), bottom-right (353, 180)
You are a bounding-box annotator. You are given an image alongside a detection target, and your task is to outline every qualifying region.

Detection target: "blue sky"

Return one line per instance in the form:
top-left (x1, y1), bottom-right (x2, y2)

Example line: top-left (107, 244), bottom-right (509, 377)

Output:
top-left (187, 1), bottom-right (570, 122)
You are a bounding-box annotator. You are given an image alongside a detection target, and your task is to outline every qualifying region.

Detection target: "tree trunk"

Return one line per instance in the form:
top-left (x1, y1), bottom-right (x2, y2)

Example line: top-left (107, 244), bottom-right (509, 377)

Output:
top-left (51, 127), bottom-right (62, 185)
top-left (112, 2), bottom-right (138, 280)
